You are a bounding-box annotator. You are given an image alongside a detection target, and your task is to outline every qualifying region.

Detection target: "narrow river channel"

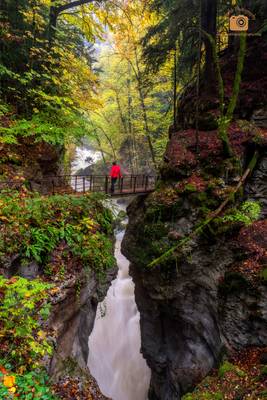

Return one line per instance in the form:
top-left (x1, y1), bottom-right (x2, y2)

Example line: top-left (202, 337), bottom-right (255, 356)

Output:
top-left (87, 201), bottom-right (151, 400)
top-left (72, 145), bottom-right (151, 400)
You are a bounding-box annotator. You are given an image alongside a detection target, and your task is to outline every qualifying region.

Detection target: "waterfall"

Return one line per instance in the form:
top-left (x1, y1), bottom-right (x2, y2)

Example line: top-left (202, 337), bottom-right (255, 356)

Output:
top-left (88, 202), bottom-right (151, 400)
top-left (71, 144), bottom-right (102, 174)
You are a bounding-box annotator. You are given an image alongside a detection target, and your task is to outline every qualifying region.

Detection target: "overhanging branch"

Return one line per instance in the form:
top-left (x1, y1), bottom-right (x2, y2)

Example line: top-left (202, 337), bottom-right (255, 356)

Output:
top-left (56, 0), bottom-right (99, 15)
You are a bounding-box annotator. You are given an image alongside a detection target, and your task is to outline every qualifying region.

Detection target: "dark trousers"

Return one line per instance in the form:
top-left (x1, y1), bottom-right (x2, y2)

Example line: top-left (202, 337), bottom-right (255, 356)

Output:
top-left (111, 177), bottom-right (117, 193)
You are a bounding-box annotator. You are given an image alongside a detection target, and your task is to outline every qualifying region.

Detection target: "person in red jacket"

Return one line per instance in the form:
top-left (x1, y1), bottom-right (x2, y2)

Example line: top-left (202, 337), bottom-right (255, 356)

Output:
top-left (109, 161), bottom-right (122, 193)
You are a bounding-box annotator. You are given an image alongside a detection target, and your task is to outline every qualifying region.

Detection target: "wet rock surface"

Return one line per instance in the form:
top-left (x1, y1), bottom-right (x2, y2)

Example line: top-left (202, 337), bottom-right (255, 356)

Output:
top-left (49, 268), bottom-right (117, 378)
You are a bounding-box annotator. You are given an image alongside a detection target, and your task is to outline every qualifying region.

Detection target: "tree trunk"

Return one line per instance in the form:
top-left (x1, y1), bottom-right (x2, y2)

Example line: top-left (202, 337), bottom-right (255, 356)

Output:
top-left (48, 5), bottom-right (58, 48)
top-left (115, 91), bottom-right (134, 174)
top-left (48, 0), bottom-right (100, 47)
top-left (201, 0), bottom-right (217, 88)
top-left (173, 47), bottom-right (178, 130)
top-left (134, 50), bottom-right (156, 169)
top-left (127, 62), bottom-right (138, 173)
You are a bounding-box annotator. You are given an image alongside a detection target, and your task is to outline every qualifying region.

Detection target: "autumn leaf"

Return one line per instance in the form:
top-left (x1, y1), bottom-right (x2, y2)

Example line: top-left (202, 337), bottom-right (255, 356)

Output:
top-left (3, 374), bottom-right (16, 388)
top-left (0, 365), bottom-right (7, 374)
top-left (37, 330), bottom-right (46, 340)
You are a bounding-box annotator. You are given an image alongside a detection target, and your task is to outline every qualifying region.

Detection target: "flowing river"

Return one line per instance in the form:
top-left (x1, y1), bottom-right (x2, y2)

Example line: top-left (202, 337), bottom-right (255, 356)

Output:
top-left (72, 145), bottom-right (151, 399)
top-left (88, 202), bottom-right (151, 400)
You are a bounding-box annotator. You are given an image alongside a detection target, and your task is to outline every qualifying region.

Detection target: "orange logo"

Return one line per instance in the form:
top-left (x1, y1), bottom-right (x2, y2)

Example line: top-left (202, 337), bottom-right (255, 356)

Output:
top-left (230, 15), bottom-right (249, 31)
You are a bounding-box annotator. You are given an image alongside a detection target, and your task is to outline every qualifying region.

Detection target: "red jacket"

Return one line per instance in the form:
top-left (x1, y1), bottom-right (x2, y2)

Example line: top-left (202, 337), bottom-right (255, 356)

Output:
top-left (110, 165), bottom-right (122, 178)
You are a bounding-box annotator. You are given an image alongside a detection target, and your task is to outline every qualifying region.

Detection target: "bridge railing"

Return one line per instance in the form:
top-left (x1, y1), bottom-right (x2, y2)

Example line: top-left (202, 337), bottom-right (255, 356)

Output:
top-left (31, 174), bottom-right (157, 195)
top-left (0, 175), bottom-right (157, 195)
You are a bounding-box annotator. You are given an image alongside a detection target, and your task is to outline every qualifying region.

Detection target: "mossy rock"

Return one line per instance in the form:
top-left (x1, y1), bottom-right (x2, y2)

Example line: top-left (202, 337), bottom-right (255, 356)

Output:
top-left (218, 272), bottom-right (250, 296)
top-left (182, 391), bottom-right (223, 400)
top-left (144, 222), bottom-right (169, 240)
top-left (218, 361), bottom-right (246, 378)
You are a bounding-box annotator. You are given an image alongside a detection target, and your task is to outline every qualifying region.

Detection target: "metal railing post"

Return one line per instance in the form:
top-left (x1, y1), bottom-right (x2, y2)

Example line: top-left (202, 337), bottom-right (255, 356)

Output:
top-left (133, 176), bottom-right (137, 193)
top-left (145, 176), bottom-right (148, 191)
top-left (105, 176), bottom-right (108, 194)
top-left (83, 177), bottom-right (85, 193)
top-left (142, 174), bottom-right (145, 188)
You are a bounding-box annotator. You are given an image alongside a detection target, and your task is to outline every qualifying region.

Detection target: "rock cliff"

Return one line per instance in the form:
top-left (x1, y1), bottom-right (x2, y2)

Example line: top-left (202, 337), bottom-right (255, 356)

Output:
top-left (122, 38), bottom-right (267, 400)
top-left (123, 145), bottom-right (267, 400)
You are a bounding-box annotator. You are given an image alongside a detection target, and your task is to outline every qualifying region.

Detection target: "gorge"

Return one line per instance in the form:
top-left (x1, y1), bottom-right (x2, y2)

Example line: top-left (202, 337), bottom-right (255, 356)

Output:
top-left (1, 1), bottom-right (267, 399)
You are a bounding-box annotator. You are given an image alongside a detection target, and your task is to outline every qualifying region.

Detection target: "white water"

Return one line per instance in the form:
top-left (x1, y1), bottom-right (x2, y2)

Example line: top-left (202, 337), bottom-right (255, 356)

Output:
top-left (71, 145), bottom-right (151, 399)
top-left (88, 206), bottom-right (151, 400)
top-left (71, 145), bottom-right (102, 173)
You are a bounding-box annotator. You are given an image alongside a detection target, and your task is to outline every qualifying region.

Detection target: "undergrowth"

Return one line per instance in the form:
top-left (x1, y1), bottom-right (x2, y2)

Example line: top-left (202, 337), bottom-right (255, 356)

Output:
top-left (0, 191), bottom-right (115, 398)
top-left (0, 191), bottom-right (115, 280)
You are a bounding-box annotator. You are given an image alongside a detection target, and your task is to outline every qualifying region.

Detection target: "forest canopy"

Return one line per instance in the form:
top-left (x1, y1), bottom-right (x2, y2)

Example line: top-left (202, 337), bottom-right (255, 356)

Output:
top-left (1, 0), bottom-right (267, 172)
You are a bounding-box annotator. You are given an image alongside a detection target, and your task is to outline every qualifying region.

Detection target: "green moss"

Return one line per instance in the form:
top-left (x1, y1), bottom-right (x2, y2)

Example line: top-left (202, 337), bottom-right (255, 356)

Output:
top-left (184, 183), bottom-right (197, 192)
top-left (218, 361), bottom-right (246, 378)
top-left (182, 391), bottom-right (223, 400)
top-left (195, 192), bottom-right (208, 202)
top-left (63, 357), bottom-right (79, 376)
top-left (260, 269), bottom-right (267, 282)
top-left (144, 222), bottom-right (169, 240)
top-left (260, 366), bottom-right (267, 377)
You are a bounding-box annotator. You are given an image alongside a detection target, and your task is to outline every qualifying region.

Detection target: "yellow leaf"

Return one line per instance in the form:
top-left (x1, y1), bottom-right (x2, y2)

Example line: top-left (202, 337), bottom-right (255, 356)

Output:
top-left (3, 375), bottom-right (16, 388)
top-left (37, 330), bottom-right (46, 340)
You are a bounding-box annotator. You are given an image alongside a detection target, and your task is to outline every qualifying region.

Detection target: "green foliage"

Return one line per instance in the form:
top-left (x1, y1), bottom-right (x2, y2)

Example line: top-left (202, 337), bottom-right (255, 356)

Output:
top-left (182, 391), bottom-right (223, 400)
top-left (0, 0), bottom-right (102, 150)
top-left (218, 361), bottom-right (246, 378)
top-left (0, 105), bottom-right (91, 146)
top-left (260, 269), bottom-right (267, 282)
top-left (0, 276), bottom-right (52, 370)
top-left (0, 192), bottom-right (115, 278)
top-left (184, 183), bottom-right (197, 193)
top-left (0, 365), bottom-right (58, 400)
top-left (220, 201), bottom-right (261, 226)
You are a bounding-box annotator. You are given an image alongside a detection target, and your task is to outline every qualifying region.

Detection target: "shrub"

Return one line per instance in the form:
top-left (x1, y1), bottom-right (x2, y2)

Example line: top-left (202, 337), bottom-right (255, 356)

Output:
top-left (0, 192), bottom-right (115, 278)
top-left (0, 276), bottom-right (52, 371)
top-left (0, 365), bottom-right (58, 399)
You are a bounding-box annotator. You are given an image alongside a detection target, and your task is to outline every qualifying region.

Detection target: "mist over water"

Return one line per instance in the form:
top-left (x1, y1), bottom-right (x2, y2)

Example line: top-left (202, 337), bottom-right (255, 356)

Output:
top-left (88, 213), bottom-right (151, 400)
